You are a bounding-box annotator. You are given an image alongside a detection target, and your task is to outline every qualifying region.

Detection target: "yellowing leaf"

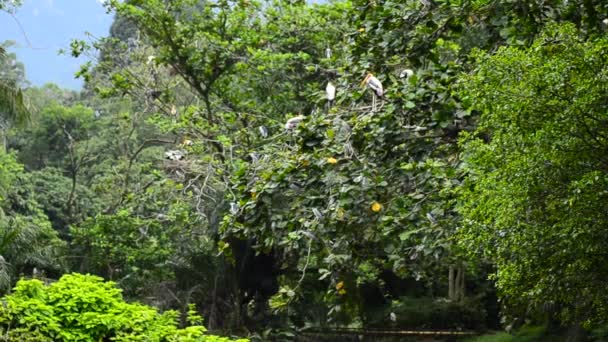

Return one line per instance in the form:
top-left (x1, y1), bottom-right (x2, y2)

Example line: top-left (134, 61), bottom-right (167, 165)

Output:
top-left (336, 208), bottom-right (345, 220)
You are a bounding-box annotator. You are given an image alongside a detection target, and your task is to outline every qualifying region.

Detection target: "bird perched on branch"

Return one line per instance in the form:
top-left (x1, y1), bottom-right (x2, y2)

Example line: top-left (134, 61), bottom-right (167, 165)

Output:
top-left (326, 82), bottom-right (336, 109)
top-left (362, 73), bottom-right (383, 97)
top-left (400, 69), bottom-right (414, 79)
top-left (361, 73), bottom-right (384, 112)
top-left (258, 126), bottom-right (268, 138)
top-left (165, 150), bottom-right (186, 161)
top-left (285, 115), bottom-right (305, 130)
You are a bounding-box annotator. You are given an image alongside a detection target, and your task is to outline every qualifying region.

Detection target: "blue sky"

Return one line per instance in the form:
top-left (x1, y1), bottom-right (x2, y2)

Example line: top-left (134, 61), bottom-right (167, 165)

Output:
top-left (0, 0), bottom-right (113, 90)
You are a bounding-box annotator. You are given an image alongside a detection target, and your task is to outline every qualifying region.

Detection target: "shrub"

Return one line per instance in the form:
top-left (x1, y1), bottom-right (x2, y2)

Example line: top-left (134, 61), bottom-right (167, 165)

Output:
top-left (0, 273), bottom-right (248, 341)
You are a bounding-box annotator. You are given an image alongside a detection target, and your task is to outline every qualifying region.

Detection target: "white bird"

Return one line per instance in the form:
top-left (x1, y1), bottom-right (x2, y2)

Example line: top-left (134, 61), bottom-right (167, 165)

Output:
top-left (285, 115), bottom-right (305, 130)
top-left (326, 82), bottom-right (336, 101)
top-left (361, 73), bottom-right (384, 112)
top-left (230, 202), bottom-right (239, 215)
top-left (400, 69), bottom-right (414, 79)
top-left (164, 150), bottom-right (186, 161)
top-left (390, 312), bottom-right (397, 322)
top-left (258, 126), bottom-right (268, 138)
top-left (326, 82), bottom-right (336, 110)
top-left (362, 73), bottom-right (384, 97)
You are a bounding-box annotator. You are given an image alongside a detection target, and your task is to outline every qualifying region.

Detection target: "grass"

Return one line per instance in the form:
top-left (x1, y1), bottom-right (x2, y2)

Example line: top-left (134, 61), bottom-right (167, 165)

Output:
top-left (465, 326), bottom-right (546, 342)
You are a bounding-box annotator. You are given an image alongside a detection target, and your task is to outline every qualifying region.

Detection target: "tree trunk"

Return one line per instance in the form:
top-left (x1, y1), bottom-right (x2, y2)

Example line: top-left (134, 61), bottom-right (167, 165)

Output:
top-left (454, 266), bottom-right (461, 300)
top-left (459, 264), bottom-right (465, 301)
top-left (208, 274), bottom-right (219, 330)
top-left (0, 126), bottom-right (6, 153)
top-left (448, 265), bottom-right (455, 300)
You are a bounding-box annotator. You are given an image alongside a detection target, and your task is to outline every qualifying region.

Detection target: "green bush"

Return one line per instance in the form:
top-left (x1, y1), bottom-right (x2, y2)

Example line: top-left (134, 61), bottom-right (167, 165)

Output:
top-left (0, 273), bottom-right (248, 341)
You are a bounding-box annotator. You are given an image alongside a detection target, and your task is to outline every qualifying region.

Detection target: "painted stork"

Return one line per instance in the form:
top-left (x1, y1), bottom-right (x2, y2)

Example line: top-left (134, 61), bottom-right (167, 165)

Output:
top-left (258, 126), bottom-right (268, 138)
top-left (165, 150), bottom-right (186, 161)
top-left (230, 202), bottom-right (239, 215)
top-left (326, 82), bottom-right (336, 109)
top-left (361, 73), bottom-right (384, 112)
top-left (400, 69), bottom-right (414, 79)
top-left (285, 115), bottom-right (305, 130)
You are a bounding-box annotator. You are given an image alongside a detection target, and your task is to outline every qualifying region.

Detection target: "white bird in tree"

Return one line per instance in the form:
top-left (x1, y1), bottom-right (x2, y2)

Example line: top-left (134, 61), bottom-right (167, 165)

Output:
top-left (165, 150), bottom-right (186, 161)
top-left (400, 69), bottom-right (414, 79)
top-left (230, 202), bottom-right (239, 215)
top-left (285, 115), bottom-right (305, 130)
top-left (326, 81), bottom-right (336, 109)
top-left (361, 72), bottom-right (384, 112)
top-left (258, 126), bottom-right (268, 138)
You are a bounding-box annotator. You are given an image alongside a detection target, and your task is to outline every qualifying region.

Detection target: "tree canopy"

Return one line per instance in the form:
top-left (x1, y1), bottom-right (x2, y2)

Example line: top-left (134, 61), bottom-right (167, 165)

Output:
top-left (1, 0), bottom-right (608, 340)
top-left (458, 23), bottom-right (608, 326)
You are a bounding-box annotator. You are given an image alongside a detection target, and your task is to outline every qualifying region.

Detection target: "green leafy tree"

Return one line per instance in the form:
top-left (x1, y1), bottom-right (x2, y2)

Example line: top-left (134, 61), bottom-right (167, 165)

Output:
top-left (24, 83), bottom-right (80, 112)
top-left (0, 41), bottom-right (29, 151)
top-left (458, 23), bottom-right (608, 327)
top-left (64, 0), bottom-right (608, 334)
top-left (74, 0), bottom-right (354, 331)
top-left (0, 1), bottom-right (21, 13)
top-left (0, 273), bottom-right (248, 341)
top-left (0, 153), bottom-right (65, 292)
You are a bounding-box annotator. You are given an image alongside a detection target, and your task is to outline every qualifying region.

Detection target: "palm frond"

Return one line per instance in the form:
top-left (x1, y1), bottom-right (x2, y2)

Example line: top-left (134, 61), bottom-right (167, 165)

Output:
top-left (0, 80), bottom-right (30, 125)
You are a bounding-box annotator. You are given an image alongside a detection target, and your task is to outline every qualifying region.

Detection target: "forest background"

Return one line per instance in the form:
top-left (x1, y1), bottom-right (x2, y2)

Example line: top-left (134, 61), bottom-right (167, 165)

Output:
top-left (0, 0), bottom-right (607, 340)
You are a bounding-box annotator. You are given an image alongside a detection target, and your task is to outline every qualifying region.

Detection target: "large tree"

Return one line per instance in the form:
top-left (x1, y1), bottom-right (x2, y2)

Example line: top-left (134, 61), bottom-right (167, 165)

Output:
top-left (458, 23), bottom-right (608, 326)
top-left (0, 41), bottom-right (29, 150)
top-left (0, 152), bottom-right (65, 291)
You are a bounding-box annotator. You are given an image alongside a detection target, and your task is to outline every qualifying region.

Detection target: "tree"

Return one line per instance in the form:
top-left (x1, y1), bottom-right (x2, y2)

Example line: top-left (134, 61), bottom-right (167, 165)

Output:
top-left (0, 152), bottom-right (65, 292)
top-left (76, 0), bottom-right (355, 331)
top-left (0, 41), bottom-right (29, 151)
top-left (458, 23), bottom-right (608, 327)
top-left (0, 0), bottom-right (21, 13)
top-left (65, 0), bottom-right (608, 335)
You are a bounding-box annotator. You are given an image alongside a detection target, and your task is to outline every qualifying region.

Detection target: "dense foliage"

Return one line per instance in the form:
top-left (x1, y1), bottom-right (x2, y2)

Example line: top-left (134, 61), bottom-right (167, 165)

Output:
top-left (458, 24), bottom-right (608, 326)
top-left (1, 0), bottom-right (608, 340)
top-left (0, 273), bottom-right (248, 341)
